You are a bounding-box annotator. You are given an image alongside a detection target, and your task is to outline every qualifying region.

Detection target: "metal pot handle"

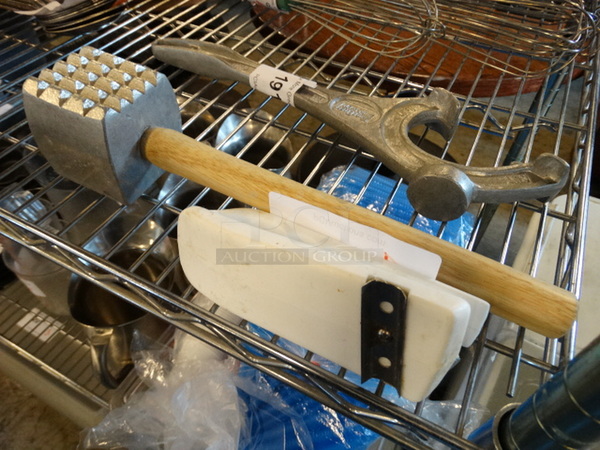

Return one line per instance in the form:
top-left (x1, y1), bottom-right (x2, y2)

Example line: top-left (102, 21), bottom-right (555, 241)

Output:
top-left (88, 329), bottom-right (133, 389)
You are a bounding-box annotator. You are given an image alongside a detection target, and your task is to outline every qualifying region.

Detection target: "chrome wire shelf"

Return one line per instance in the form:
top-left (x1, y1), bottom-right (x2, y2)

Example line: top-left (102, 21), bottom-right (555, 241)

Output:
top-left (0, 0), bottom-right (598, 448)
top-left (0, 282), bottom-right (111, 412)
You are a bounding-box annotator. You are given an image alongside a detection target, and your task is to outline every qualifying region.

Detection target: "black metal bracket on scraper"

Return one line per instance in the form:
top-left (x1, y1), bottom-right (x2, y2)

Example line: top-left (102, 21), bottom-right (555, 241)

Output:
top-left (361, 279), bottom-right (407, 389)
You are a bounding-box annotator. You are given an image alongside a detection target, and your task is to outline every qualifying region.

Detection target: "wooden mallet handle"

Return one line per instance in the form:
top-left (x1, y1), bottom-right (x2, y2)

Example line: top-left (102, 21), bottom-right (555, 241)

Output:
top-left (143, 127), bottom-right (578, 338)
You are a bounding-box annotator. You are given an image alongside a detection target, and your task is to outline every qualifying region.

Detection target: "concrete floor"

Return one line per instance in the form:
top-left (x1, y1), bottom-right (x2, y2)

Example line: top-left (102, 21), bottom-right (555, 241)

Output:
top-left (0, 371), bottom-right (81, 449)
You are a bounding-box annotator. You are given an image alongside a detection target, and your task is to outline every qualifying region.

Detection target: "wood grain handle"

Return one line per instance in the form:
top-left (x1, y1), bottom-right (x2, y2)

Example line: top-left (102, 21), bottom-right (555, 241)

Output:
top-left (142, 127), bottom-right (578, 338)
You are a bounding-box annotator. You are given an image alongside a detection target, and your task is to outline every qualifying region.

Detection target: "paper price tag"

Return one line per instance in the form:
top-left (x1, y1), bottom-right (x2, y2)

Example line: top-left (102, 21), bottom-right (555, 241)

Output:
top-left (249, 65), bottom-right (317, 107)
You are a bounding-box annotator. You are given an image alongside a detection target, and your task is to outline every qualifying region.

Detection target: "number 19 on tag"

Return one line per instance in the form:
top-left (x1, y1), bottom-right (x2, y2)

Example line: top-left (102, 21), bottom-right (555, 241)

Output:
top-left (269, 75), bottom-right (288, 95)
top-left (249, 65), bottom-right (317, 107)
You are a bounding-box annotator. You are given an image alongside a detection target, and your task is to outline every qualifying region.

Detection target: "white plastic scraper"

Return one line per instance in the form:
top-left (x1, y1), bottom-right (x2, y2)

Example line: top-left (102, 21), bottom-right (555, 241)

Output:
top-left (178, 207), bottom-right (489, 402)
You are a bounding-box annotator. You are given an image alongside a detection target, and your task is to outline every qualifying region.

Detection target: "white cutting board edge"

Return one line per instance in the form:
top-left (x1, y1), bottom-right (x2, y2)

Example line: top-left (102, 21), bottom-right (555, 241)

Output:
top-left (178, 207), bottom-right (489, 401)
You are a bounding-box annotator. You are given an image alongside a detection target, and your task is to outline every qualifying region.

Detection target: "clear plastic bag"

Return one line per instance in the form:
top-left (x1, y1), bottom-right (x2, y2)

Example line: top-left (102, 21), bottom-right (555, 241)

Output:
top-left (81, 295), bottom-right (388, 449)
top-left (81, 329), bottom-right (244, 450)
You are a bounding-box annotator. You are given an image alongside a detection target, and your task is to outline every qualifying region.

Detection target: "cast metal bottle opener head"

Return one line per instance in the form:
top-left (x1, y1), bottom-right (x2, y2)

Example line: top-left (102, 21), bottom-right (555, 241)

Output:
top-left (153, 39), bottom-right (570, 222)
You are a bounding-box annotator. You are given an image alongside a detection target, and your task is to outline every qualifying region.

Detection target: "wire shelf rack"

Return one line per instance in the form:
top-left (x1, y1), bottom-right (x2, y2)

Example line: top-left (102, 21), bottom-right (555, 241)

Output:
top-left (0, 281), bottom-right (111, 411)
top-left (0, 0), bottom-right (597, 447)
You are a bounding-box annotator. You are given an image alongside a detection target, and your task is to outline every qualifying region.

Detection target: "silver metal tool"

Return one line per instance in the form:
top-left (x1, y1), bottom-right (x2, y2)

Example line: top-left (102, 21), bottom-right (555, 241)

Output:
top-left (22, 47), bottom-right (182, 204)
top-left (152, 39), bottom-right (570, 222)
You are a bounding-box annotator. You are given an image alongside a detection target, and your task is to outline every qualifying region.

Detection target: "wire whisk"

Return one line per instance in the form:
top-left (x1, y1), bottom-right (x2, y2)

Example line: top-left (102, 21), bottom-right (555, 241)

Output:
top-left (434, 0), bottom-right (598, 74)
top-left (268, 0), bottom-right (443, 57)
top-left (254, 0), bottom-right (598, 76)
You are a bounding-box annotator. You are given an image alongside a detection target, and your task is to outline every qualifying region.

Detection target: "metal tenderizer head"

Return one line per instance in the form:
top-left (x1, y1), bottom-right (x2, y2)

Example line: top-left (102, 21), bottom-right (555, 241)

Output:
top-left (22, 46), bottom-right (182, 204)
